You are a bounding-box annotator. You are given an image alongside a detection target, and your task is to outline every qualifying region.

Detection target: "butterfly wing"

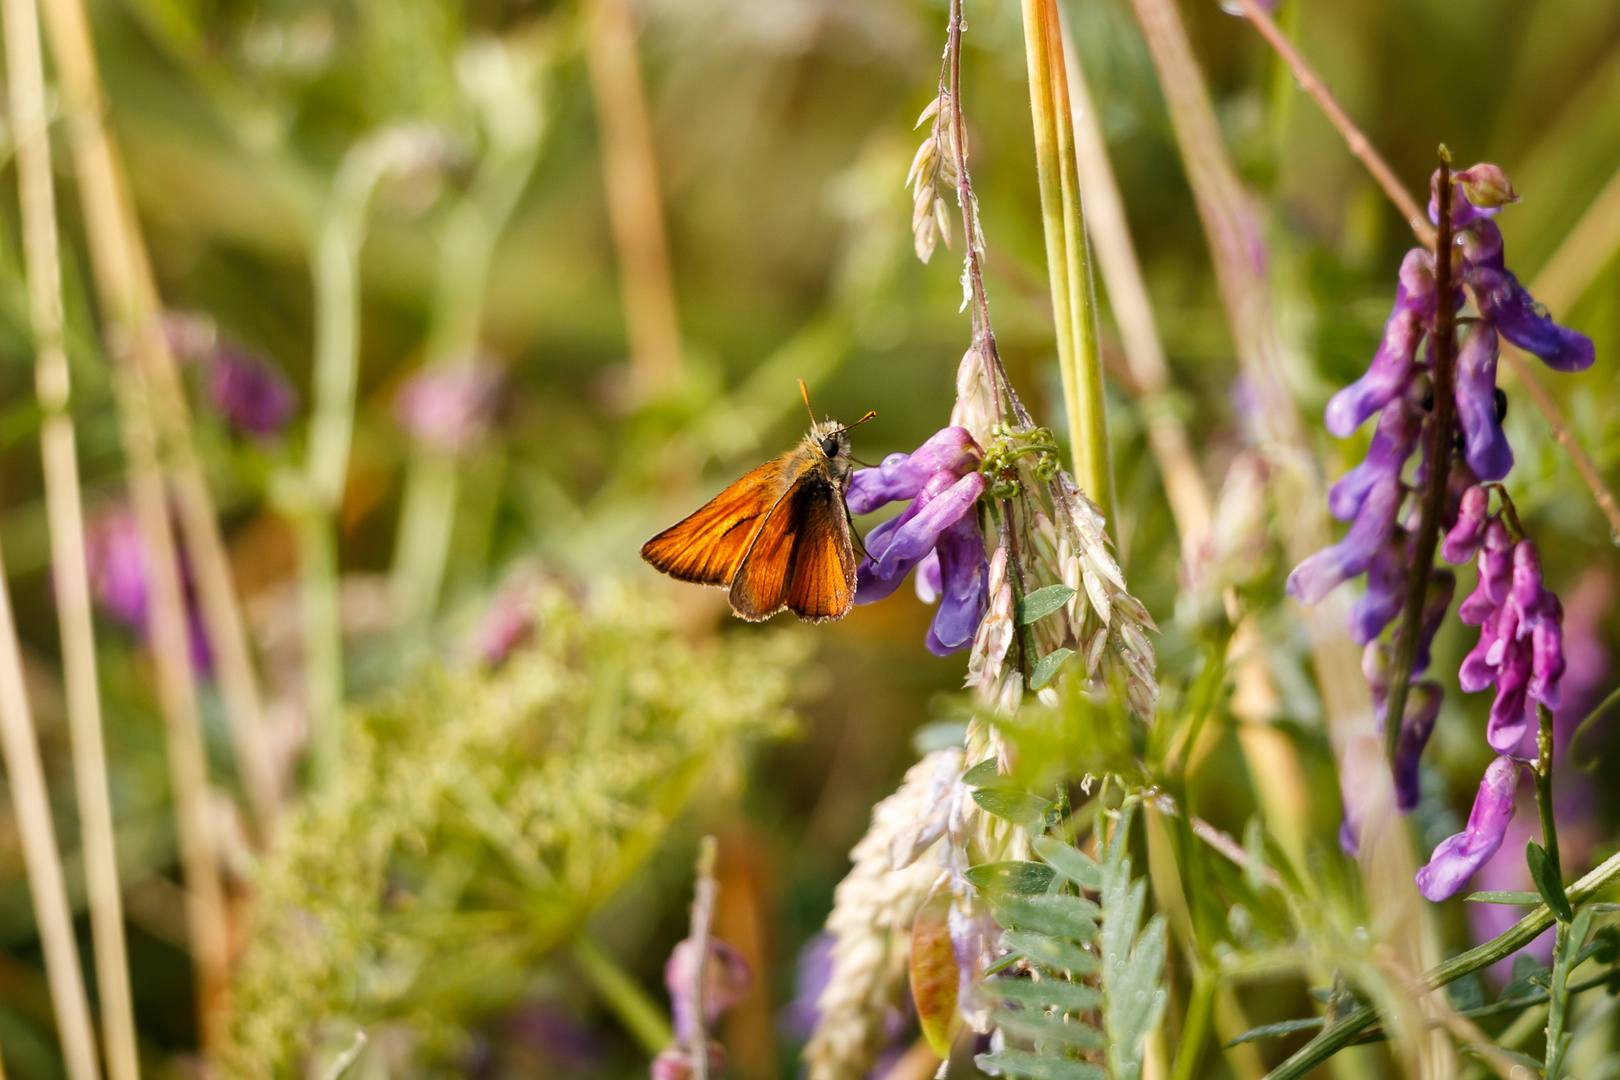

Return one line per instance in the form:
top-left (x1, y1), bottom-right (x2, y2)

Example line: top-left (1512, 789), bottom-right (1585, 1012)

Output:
top-left (729, 465), bottom-right (855, 623)
top-left (784, 488), bottom-right (857, 623)
top-left (641, 457), bottom-right (789, 587)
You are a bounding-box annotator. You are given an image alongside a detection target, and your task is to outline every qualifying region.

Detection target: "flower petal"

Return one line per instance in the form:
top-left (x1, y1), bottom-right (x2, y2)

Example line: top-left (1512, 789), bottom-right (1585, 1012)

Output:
top-left (1415, 755), bottom-right (1521, 901)
top-left (1324, 250), bottom-right (1433, 437)
top-left (1286, 475), bottom-right (1403, 605)
top-left (1470, 266), bottom-right (1595, 373)
top-left (845, 428), bottom-right (982, 514)
top-left (1454, 324), bottom-right (1513, 481)
top-left (1329, 398), bottom-right (1423, 522)
top-left (925, 515), bottom-right (987, 656)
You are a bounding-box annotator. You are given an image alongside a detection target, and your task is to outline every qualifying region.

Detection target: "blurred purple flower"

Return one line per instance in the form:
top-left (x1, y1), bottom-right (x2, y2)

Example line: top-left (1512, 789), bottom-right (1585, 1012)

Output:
top-left (1416, 754), bottom-right (1522, 902)
top-left (850, 427), bottom-right (988, 656)
top-left (665, 937), bottom-right (753, 1044)
top-left (473, 582), bottom-right (537, 667)
top-left (395, 360), bottom-right (505, 454)
top-left (208, 344), bottom-right (298, 438)
top-left (84, 506), bottom-right (212, 674)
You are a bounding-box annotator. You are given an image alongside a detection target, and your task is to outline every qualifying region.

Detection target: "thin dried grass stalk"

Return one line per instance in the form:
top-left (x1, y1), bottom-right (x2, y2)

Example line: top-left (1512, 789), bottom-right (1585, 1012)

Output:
top-left (3, 0), bottom-right (141, 1071)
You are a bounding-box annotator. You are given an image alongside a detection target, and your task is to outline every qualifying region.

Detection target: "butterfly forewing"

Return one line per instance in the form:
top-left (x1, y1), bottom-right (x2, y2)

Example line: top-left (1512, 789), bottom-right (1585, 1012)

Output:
top-left (640, 457), bottom-right (789, 586)
top-left (727, 465), bottom-right (813, 620)
top-left (784, 492), bottom-right (857, 622)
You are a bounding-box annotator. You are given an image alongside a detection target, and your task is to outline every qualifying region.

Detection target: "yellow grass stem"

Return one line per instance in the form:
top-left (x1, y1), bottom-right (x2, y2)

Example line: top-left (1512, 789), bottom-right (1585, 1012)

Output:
top-left (35, 0), bottom-right (278, 836)
top-left (36, 0), bottom-right (234, 1045)
top-left (3, 0), bottom-right (141, 1072)
top-left (1020, 0), bottom-right (1113, 530)
top-left (587, 0), bottom-right (684, 399)
top-left (0, 544), bottom-right (101, 1080)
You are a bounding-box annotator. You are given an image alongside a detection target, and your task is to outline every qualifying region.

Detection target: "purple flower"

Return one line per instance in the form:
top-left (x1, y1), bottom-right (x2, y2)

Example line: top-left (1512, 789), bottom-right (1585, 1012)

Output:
top-left (850, 428), bottom-right (988, 656)
top-left (1454, 325), bottom-right (1511, 480)
top-left (1324, 250), bottom-right (1432, 439)
top-left (1285, 474), bottom-right (1403, 604)
top-left (1328, 397), bottom-right (1423, 523)
top-left (1416, 755), bottom-right (1522, 901)
top-left (208, 344), bottom-right (297, 438)
top-left (846, 427), bottom-right (981, 514)
top-left (83, 506), bottom-right (212, 674)
top-left (665, 937), bottom-right (753, 1043)
top-left (1348, 530), bottom-right (1407, 645)
top-left (395, 360), bottom-right (504, 454)
top-left (1294, 165), bottom-right (1592, 852)
top-left (1393, 682), bottom-right (1443, 812)
top-left (1469, 267), bottom-right (1595, 373)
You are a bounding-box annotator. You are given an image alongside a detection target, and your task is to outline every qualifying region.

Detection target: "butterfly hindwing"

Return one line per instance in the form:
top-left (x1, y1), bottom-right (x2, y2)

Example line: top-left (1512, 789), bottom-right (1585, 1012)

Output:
top-left (640, 457), bottom-right (788, 587)
top-left (727, 469), bottom-right (810, 620)
top-left (784, 485), bottom-right (856, 623)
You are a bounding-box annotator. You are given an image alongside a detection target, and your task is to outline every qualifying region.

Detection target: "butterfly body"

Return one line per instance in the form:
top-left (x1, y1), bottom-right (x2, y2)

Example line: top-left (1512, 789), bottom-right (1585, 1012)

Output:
top-left (641, 419), bottom-right (859, 623)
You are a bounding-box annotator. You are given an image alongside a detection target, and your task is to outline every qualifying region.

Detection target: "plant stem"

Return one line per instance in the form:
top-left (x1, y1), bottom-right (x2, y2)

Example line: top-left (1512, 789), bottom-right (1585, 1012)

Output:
top-left (3, 0), bottom-right (141, 1070)
top-left (1169, 972), bottom-right (1216, 1080)
top-left (38, 0), bottom-right (277, 836)
top-left (1536, 702), bottom-right (1561, 883)
top-left (586, 0), bottom-right (683, 399)
top-left (1264, 841), bottom-right (1620, 1080)
top-left (1381, 152), bottom-right (1455, 767)
top-left (574, 937), bottom-right (675, 1055)
top-left (939, 0), bottom-right (1027, 431)
top-left (1059, 20), bottom-right (1209, 552)
top-left (303, 129), bottom-right (433, 788)
top-left (0, 544), bottom-right (101, 1080)
top-left (389, 84), bottom-right (544, 636)
top-left (1229, 0), bottom-right (1431, 246)
top-left (689, 836), bottom-right (719, 1080)
top-left (1019, 0), bottom-right (1112, 525)
top-left (38, 0), bottom-right (232, 1040)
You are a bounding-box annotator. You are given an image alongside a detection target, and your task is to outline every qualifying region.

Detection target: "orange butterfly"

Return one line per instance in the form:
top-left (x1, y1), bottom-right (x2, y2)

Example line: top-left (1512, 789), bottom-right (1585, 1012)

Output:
top-left (642, 383), bottom-right (875, 623)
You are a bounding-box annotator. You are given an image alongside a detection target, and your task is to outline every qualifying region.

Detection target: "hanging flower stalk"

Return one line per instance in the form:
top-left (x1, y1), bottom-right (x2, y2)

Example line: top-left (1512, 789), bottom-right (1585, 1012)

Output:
top-left (809, 2), bottom-right (1160, 1070)
top-left (1285, 158), bottom-right (1591, 866)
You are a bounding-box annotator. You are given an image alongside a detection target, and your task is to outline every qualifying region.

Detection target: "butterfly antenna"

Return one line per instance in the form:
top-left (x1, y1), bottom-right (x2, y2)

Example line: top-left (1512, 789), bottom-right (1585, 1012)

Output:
top-left (798, 379), bottom-right (817, 425)
top-left (851, 410), bottom-right (877, 428)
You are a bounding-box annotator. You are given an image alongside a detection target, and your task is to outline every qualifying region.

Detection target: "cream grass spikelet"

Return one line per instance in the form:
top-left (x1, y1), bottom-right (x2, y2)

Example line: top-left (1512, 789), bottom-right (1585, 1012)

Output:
top-left (805, 750), bottom-right (962, 1080)
top-left (907, 93), bottom-right (957, 263)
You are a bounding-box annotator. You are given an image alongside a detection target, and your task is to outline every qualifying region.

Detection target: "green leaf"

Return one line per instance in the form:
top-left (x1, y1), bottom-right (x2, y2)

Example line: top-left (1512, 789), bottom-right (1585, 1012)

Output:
top-left (975, 1051), bottom-right (1106, 1080)
top-left (1032, 835), bottom-right (1102, 890)
top-left (1502, 954), bottom-right (1551, 1000)
top-left (1029, 648), bottom-right (1075, 691)
top-left (966, 861), bottom-right (1057, 895)
top-left (973, 789), bottom-right (1054, 831)
top-left (1527, 841), bottom-right (1574, 923)
top-left (1547, 907), bottom-right (1594, 1080)
top-left (909, 877), bottom-right (961, 1057)
top-left (1589, 925), bottom-right (1620, 964)
top-left (963, 757), bottom-right (1002, 787)
top-left (989, 894), bottom-right (1100, 942)
top-left (1224, 1017), bottom-right (1326, 1047)
top-left (1446, 974), bottom-right (1485, 1012)
top-left (1002, 928), bottom-right (1098, 975)
top-left (993, 1010), bottom-right (1105, 1050)
top-left (1018, 585), bottom-right (1076, 625)
top-left (983, 977), bottom-right (1101, 1013)
top-left (1098, 806), bottom-right (1167, 1080)
top-left (1465, 890), bottom-right (1544, 905)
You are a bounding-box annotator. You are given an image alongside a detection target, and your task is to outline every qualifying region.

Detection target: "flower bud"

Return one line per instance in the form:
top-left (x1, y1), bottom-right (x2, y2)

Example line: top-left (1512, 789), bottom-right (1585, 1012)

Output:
top-left (1455, 164), bottom-right (1519, 210)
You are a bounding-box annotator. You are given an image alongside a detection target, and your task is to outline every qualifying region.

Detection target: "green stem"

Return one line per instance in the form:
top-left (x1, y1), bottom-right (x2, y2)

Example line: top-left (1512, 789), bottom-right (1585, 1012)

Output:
top-left (388, 90), bottom-right (544, 632)
top-left (301, 129), bottom-right (432, 787)
top-left (1536, 702), bottom-right (1562, 883)
top-left (1264, 844), bottom-right (1620, 1080)
top-left (1381, 149), bottom-right (1456, 767)
top-left (1019, 0), bottom-right (1112, 528)
top-left (1169, 972), bottom-right (1216, 1080)
top-left (573, 937), bottom-right (674, 1055)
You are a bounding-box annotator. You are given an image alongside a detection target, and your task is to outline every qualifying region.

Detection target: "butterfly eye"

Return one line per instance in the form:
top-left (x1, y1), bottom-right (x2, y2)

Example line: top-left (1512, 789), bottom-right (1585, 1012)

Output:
top-left (821, 436), bottom-right (840, 458)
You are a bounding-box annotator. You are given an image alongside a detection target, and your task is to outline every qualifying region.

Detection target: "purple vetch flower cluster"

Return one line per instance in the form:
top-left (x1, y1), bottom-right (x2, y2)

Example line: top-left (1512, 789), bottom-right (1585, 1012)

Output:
top-left (651, 937), bottom-right (753, 1080)
top-left (848, 427), bottom-right (988, 656)
top-left (1413, 489), bottom-right (1568, 900)
top-left (1284, 163), bottom-right (1592, 858)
